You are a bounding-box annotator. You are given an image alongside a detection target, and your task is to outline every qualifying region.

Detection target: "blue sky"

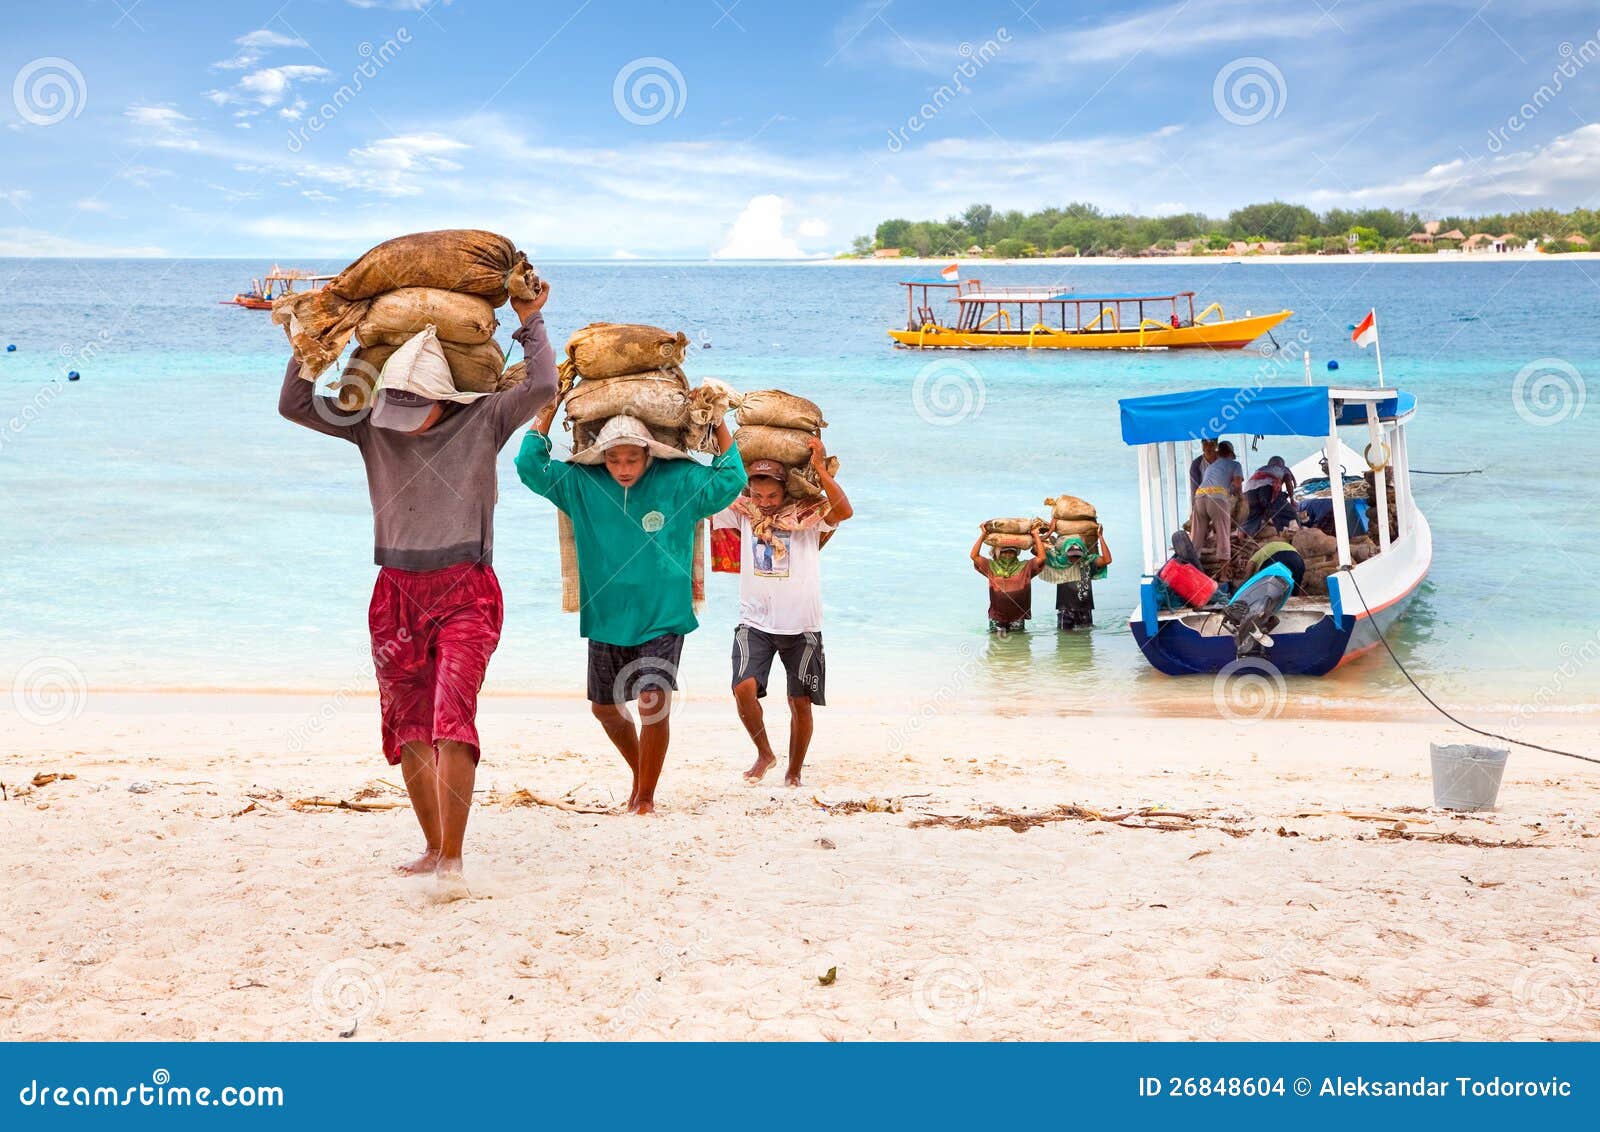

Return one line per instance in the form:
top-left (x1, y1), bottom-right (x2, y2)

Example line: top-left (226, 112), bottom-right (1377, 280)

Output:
top-left (4, 0), bottom-right (1600, 257)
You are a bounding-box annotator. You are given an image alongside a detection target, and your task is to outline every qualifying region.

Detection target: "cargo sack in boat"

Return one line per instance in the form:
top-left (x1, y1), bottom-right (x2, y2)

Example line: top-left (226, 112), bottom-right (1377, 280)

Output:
top-left (563, 370), bottom-right (692, 431)
top-left (731, 424), bottom-right (815, 467)
top-left (1044, 494), bottom-right (1097, 522)
top-left (983, 532), bottom-right (1034, 551)
top-left (564, 322), bottom-right (689, 380)
top-left (983, 517), bottom-right (1042, 536)
top-left (329, 229), bottom-right (539, 305)
top-left (734, 389), bottom-right (827, 432)
top-left (356, 287), bottom-right (498, 347)
top-left (273, 288), bottom-right (369, 379)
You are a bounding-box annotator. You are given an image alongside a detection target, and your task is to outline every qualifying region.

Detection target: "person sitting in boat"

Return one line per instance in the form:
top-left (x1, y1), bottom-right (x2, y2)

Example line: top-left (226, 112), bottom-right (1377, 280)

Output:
top-left (971, 525), bottom-right (1047, 635)
top-left (1242, 455), bottom-right (1298, 536)
top-left (1190, 440), bottom-right (1243, 569)
top-left (1246, 535), bottom-right (1305, 594)
top-left (1040, 531), bottom-right (1112, 631)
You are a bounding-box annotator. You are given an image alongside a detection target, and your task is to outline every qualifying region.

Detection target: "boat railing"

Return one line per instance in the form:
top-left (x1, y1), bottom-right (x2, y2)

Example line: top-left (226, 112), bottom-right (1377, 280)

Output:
top-left (1136, 318), bottom-right (1171, 349)
top-left (1084, 306), bottom-right (1120, 332)
top-left (1194, 302), bottom-right (1225, 324)
top-left (976, 309), bottom-right (1012, 331)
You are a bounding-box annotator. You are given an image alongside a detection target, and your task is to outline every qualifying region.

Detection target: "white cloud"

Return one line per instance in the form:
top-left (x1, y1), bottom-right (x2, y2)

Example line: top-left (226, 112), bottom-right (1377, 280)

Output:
top-left (234, 65), bottom-right (332, 107)
top-left (125, 105), bottom-right (189, 129)
top-left (715, 195), bottom-right (812, 259)
top-left (214, 28), bottom-right (309, 71)
top-left (0, 228), bottom-right (166, 257)
top-left (301, 189), bottom-right (338, 203)
top-left (797, 217), bottom-right (829, 238)
top-left (2, 189), bottom-right (32, 209)
top-left (348, 134), bottom-right (469, 174)
top-left (611, 249), bottom-right (642, 259)
top-left (75, 198), bottom-right (110, 212)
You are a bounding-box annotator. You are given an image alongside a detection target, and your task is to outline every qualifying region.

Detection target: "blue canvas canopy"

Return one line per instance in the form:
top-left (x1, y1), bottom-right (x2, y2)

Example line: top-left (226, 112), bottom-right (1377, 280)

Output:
top-left (1118, 386), bottom-right (1415, 445)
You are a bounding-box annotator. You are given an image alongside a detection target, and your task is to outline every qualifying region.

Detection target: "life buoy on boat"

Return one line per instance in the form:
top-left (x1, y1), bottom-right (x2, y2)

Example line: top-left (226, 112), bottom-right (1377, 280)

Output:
top-left (1364, 441), bottom-right (1390, 472)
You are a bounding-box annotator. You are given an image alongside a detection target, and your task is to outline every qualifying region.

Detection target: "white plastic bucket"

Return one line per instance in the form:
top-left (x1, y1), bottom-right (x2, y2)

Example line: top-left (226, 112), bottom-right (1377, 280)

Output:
top-left (1430, 743), bottom-right (1509, 811)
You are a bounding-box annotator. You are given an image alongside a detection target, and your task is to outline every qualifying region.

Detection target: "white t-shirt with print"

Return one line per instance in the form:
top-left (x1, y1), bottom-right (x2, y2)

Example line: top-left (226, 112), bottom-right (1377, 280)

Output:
top-left (711, 509), bottom-right (834, 635)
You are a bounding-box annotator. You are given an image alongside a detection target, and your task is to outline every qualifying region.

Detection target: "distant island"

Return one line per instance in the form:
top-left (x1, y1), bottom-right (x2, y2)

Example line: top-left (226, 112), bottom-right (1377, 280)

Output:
top-left (844, 201), bottom-right (1597, 259)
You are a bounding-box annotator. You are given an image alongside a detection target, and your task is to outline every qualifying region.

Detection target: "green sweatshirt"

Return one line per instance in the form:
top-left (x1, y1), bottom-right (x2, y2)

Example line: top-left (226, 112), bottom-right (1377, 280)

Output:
top-left (515, 433), bottom-right (747, 646)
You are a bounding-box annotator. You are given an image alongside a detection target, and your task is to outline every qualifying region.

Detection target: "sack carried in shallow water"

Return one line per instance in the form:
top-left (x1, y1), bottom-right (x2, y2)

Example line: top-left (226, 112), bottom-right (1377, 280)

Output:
top-left (356, 287), bottom-right (498, 346)
top-left (564, 322), bottom-right (689, 380)
top-left (1052, 517), bottom-right (1101, 546)
top-left (984, 532), bottom-right (1033, 550)
top-left (1044, 494), bottom-right (1097, 522)
top-left (732, 424), bottom-right (815, 467)
top-left (984, 517), bottom-right (1041, 536)
top-left (330, 229), bottom-right (539, 305)
top-left (735, 389), bottom-right (827, 432)
top-left (564, 370), bottom-right (692, 431)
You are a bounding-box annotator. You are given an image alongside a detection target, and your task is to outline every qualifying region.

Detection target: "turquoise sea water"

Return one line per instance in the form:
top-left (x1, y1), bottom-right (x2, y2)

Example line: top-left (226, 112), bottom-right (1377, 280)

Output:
top-left (1, 257), bottom-right (1596, 719)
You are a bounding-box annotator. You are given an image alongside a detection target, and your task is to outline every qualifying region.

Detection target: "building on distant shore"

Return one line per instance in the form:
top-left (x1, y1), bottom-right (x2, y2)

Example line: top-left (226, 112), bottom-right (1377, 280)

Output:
top-left (873, 247), bottom-right (902, 258)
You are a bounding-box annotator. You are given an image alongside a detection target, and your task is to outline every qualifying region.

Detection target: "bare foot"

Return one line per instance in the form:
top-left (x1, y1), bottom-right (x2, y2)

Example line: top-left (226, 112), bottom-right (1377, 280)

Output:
top-left (396, 849), bottom-right (441, 876)
top-left (632, 799), bottom-right (656, 816)
top-left (430, 857), bottom-right (472, 903)
top-left (744, 752), bottom-right (777, 782)
top-left (784, 772), bottom-right (803, 788)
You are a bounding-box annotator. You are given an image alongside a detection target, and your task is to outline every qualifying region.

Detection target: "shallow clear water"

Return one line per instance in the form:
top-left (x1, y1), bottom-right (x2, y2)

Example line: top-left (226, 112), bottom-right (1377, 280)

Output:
top-left (1, 257), bottom-right (1596, 720)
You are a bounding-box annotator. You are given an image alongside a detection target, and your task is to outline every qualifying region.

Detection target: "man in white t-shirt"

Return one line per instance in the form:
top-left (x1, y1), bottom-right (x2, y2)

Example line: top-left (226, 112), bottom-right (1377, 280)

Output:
top-left (711, 439), bottom-right (853, 786)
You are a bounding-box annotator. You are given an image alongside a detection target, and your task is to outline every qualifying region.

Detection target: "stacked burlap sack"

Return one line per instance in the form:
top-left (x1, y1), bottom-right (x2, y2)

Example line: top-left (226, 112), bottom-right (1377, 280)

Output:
top-left (731, 390), bottom-right (840, 500)
top-left (981, 517), bottom-right (1044, 550)
top-left (549, 322), bottom-right (742, 614)
top-left (1042, 494), bottom-right (1101, 547)
top-left (271, 229), bottom-right (542, 402)
top-left (1286, 524), bottom-right (1376, 595)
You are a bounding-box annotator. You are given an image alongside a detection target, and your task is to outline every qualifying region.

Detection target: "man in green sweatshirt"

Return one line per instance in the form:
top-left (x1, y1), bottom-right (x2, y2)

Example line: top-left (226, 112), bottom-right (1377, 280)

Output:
top-left (516, 411), bottom-right (745, 814)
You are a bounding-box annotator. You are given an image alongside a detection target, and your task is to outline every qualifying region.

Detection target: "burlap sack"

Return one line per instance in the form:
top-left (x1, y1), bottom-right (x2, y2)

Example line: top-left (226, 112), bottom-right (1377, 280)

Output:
top-left (356, 287), bottom-right (498, 346)
top-left (1052, 517), bottom-right (1102, 545)
top-left (735, 389), bottom-right (826, 431)
top-left (564, 371), bottom-right (692, 430)
top-left (329, 229), bottom-right (539, 304)
top-left (784, 457), bottom-right (840, 501)
top-left (1292, 526), bottom-right (1338, 558)
top-left (565, 322), bottom-right (689, 379)
top-left (496, 359), bottom-right (528, 393)
top-left (273, 288), bottom-right (369, 379)
top-left (336, 344), bottom-right (396, 409)
top-left (984, 517), bottom-right (1040, 536)
top-left (983, 532), bottom-right (1033, 550)
top-left (442, 338), bottom-right (507, 394)
top-left (1044, 494), bottom-right (1097, 521)
top-left (731, 424), bottom-right (814, 467)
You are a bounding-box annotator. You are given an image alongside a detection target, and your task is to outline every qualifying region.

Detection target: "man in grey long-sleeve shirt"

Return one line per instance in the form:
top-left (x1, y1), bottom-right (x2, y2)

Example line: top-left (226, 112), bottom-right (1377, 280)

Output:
top-left (279, 286), bottom-right (559, 883)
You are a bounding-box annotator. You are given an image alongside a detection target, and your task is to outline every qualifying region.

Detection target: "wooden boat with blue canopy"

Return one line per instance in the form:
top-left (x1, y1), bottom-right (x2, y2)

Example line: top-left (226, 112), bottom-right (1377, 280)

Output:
top-left (890, 277), bottom-right (1292, 350)
top-left (1120, 383), bottom-right (1429, 676)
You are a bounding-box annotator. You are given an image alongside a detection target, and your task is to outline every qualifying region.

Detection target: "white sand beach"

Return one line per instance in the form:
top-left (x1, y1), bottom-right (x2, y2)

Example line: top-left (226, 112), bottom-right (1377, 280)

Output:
top-left (3, 694), bottom-right (1596, 1042)
top-left (827, 251), bottom-right (1600, 266)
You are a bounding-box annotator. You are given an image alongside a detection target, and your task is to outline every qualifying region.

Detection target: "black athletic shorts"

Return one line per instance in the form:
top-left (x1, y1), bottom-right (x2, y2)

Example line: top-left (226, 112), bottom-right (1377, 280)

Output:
top-left (731, 625), bottom-right (825, 705)
top-left (587, 633), bottom-right (684, 705)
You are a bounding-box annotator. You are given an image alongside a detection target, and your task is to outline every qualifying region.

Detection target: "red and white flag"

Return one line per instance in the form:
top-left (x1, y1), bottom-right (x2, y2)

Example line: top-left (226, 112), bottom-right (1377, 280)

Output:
top-left (940, 262), bottom-right (960, 282)
top-left (1352, 310), bottom-right (1378, 348)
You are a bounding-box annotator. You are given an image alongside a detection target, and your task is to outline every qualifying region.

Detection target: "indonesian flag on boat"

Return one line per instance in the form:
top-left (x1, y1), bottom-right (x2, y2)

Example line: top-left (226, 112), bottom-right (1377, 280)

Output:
top-left (1352, 309), bottom-right (1378, 348)
top-left (940, 263), bottom-right (960, 282)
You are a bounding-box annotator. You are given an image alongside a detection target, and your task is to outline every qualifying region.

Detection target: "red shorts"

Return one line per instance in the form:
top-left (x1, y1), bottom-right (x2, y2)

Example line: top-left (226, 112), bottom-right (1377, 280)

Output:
top-left (368, 562), bottom-right (504, 766)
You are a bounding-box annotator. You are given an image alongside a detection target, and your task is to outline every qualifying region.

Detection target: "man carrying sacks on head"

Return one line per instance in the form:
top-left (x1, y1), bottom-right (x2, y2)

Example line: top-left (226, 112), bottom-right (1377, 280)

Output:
top-left (712, 438), bottom-right (853, 787)
top-left (515, 408), bottom-right (746, 815)
top-left (278, 283), bottom-right (559, 882)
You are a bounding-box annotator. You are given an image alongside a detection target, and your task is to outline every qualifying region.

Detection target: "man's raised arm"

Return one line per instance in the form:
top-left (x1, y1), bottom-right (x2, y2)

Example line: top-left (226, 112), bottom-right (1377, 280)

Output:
top-left (278, 356), bottom-right (361, 441)
top-left (491, 283), bottom-right (560, 438)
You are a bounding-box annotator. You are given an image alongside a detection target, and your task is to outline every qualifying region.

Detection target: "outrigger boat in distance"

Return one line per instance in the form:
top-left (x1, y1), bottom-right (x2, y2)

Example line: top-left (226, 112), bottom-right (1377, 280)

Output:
top-left (222, 266), bottom-right (337, 310)
top-left (890, 277), bottom-right (1292, 350)
top-left (1120, 383), bottom-right (1429, 676)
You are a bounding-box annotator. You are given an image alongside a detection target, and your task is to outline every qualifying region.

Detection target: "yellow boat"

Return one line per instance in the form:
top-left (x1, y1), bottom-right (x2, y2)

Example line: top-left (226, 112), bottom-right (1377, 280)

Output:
top-left (889, 277), bottom-right (1292, 351)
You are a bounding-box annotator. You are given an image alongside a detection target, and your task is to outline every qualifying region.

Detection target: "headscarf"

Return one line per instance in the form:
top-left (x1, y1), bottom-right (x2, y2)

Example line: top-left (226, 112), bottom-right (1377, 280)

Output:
top-left (987, 549), bottom-right (1026, 578)
top-left (1040, 535), bottom-right (1106, 584)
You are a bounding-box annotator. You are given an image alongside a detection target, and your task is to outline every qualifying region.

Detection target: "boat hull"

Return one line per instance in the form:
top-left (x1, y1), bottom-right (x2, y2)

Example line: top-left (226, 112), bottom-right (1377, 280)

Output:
top-left (888, 310), bottom-right (1292, 350)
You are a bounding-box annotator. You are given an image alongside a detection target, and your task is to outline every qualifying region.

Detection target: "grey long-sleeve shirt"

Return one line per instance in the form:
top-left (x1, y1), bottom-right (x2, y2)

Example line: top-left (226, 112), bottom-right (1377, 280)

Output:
top-left (279, 311), bottom-right (560, 571)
